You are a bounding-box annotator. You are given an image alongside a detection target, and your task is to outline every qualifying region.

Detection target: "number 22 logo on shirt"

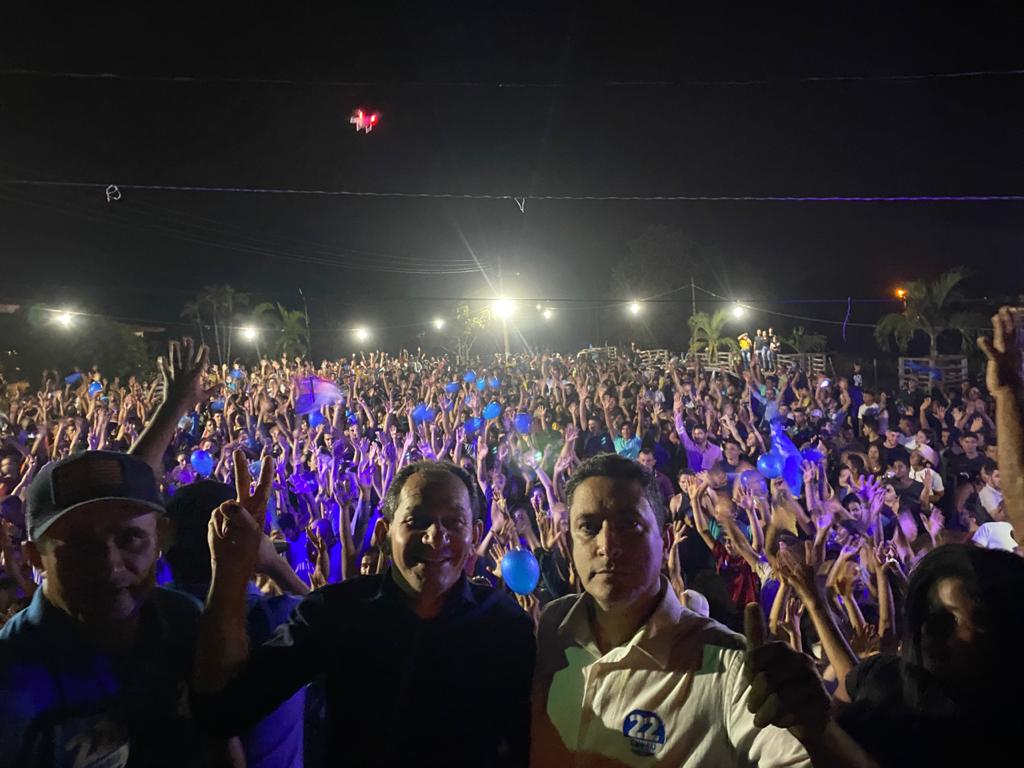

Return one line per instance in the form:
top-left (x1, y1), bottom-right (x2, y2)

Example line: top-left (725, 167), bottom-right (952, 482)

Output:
top-left (622, 709), bottom-right (665, 756)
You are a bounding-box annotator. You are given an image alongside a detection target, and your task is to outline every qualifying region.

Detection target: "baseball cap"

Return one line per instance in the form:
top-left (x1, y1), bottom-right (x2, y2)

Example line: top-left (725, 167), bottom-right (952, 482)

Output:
top-left (913, 444), bottom-right (939, 467)
top-left (26, 451), bottom-right (164, 541)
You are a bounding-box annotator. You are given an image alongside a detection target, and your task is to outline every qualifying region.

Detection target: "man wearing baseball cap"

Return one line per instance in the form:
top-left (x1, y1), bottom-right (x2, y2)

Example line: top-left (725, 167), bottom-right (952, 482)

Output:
top-left (0, 339), bottom-right (223, 768)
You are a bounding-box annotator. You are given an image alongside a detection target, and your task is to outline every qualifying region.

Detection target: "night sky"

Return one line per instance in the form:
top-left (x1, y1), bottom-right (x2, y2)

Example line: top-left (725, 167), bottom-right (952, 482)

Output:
top-left (1, 3), bottom-right (1022, 358)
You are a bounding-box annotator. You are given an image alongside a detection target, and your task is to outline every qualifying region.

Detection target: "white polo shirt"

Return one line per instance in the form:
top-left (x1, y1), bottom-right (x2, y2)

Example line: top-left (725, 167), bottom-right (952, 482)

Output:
top-left (531, 581), bottom-right (811, 767)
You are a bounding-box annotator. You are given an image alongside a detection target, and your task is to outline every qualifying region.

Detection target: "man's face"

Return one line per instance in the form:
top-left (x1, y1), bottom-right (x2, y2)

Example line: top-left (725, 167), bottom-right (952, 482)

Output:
top-left (28, 502), bottom-right (160, 626)
top-left (569, 476), bottom-right (665, 610)
top-left (988, 469), bottom-right (1001, 490)
top-left (864, 393), bottom-right (875, 405)
top-left (587, 418), bottom-right (600, 434)
top-left (620, 424), bottom-right (634, 440)
top-left (386, 471), bottom-right (481, 603)
top-left (637, 451), bottom-right (656, 472)
top-left (692, 428), bottom-right (706, 446)
top-left (960, 436), bottom-right (978, 456)
top-left (0, 457), bottom-right (16, 477)
top-left (360, 553), bottom-right (374, 576)
top-left (893, 461), bottom-right (909, 481)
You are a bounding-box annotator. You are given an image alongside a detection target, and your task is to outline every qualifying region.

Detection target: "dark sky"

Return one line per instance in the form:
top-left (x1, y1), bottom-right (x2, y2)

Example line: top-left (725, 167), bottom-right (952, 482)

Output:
top-left (1, 3), bottom-right (1022, 357)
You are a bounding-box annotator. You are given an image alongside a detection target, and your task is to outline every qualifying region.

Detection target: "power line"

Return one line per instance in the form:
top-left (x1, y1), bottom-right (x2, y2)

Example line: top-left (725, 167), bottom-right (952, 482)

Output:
top-left (2, 178), bottom-right (1022, 203)
top-left (2, 66), bottom-right (1023, 88)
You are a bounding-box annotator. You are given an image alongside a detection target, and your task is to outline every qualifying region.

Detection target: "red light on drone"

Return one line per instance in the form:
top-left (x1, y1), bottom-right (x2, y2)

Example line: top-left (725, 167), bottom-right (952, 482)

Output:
top-left (350, 108), bottom-right (380, 133)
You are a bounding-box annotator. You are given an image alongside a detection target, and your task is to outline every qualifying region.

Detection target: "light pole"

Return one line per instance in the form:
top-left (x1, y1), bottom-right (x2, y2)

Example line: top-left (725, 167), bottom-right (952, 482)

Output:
top-left (492, 298), bottom-right (515, 360)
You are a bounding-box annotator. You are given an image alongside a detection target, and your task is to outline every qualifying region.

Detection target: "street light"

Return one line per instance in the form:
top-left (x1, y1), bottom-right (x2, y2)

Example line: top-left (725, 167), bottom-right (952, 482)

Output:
top-left (628, 301), bottom-right (642, 316)
top-left (353, 327), bottom-right (370, 343)
top-left (432, 317), bottom-right (445, 330)
top-left (895, 288), bottom-right (907, 301)
top-left (542, 308), bottom-right (553, 320)
top-left (54, 311), bottom-right (74, 328)
top-left (240, 326), bottom-right (258, 342)
top-left (492, 298), bottom-right (515, 319)
top-left (731, 303), bottom-right (746, 319)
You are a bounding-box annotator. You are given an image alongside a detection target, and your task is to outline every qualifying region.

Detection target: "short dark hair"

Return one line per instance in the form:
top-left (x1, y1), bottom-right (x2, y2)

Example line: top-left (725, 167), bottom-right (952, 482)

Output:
top-left (381, 460), bottom-right (483, 522)
top-left (862, 415), bottom-right (880, 433)
top-left (564, 454), bottom-right (667, 528)
top-left (723, 437), bottom-right (741, 450)
top-left (981, 458), bottom-right (998, 476)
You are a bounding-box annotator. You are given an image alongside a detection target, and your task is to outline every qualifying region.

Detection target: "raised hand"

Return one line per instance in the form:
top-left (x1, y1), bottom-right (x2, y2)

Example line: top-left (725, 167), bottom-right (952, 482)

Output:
top-left (208, 451), bottom-right (273, 587)
top-left (157, 338), bottom-right (218, 410)
top-left (744, 603), bottom-right (830, 742)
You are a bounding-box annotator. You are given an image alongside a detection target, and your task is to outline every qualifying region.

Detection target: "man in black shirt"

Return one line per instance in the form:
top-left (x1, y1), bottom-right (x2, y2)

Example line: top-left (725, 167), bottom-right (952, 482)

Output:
top-left (193, 454), bottom-right (535, 767)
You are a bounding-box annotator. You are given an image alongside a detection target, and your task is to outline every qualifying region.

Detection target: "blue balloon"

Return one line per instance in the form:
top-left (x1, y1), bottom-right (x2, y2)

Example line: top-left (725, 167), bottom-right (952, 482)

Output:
top-left (210, 398), bottom-right (225, 412)
top-left (308, 411), bottom-right (325, 428)
top-left (465, 417), bottom-right (483, 434)
top-left (756, 452), bottom-right (784, 479)
top-left (423, 407), bottom-right (437, 423)
top-left (190, 449), bottom-right (214, 476)
top-left (87, 381), bottom-right (103, 397)
top-left (347, 413), bottom-right (359, 425)
top-left (476, 378), bottom-right (487, 391)
top-left (514, 413), bottom-right (533, 433)
top-left (501, 549), bottom-right (541, 595)
top-left (783, 454), bottom-right (804, 496)
top-left (488, 377), bottom-right (500, 389)
top-left (800, 447), bottom-right (824, 464)
top-left (445, 381), bottom-right (460, 394)
top-left (412, 403), bottom-right (428, 424)
top-left (483, 402), bottom-right (501, 420)
top-left (463, 370), bottom-right (477, 383)
top-left (65, 372), bottom-right (83, 385)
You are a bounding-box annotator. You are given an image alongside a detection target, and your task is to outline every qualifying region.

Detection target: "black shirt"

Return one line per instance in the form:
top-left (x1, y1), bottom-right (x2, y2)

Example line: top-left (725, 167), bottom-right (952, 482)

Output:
top-left (193, 571), bottom-right (535, 768)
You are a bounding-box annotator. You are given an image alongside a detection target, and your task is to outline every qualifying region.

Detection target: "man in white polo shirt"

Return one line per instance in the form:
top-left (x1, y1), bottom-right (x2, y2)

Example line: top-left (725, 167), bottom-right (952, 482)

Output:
top-left (531, 454), bottom-right (875, 767)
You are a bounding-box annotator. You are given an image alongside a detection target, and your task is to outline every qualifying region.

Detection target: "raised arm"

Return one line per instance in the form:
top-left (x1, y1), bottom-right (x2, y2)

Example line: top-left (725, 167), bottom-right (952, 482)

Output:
top-left (130, 339), bottom-right (215, 480)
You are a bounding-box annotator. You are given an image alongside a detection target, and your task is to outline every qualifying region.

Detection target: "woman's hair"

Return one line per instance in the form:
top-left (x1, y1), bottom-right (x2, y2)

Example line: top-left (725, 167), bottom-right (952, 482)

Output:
top-left (902, 544), bottom-right (1024, 669)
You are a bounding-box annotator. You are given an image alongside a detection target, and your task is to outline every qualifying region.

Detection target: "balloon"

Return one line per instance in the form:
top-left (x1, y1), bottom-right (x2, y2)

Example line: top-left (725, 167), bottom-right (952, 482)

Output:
top-left (800, 447), bottom-right (824, 464)
top-left (465, 417), bottom-right (483, 434)
top-left (476, 378), bottom-right (487, 391)
top-left (412, 403), bottom-right (428, 424)
top-left (463, 370), bottom-right (477, 383)
top-left (230, 369), bottom-right (244, 379)
top-left (783, 454), bottom-right (804, 496)
top-left (514, 413), bottom-right (533, 433)
top-left (308, 411), bottom-right (326, 428)
top-left (483, 402), bottom-right (501, 420)
top-left (87, 381), bottom-right (103, 397)
top-left (423, 407), bottom-right (437, 423)
top-left (501, 549), bottom-right (540, 595)
top-left (64, 372), bottom-right (83, 385)
top-left (756, 452), bottom-right (783, 479)
top-left (445, 381), bottom-right (460, 394)
top-left (210, 399), bottom-right (225, 412)
top-left (488, 377), bottom-right (500, 389)
top-left (190, 449), bottom-right (214, 476)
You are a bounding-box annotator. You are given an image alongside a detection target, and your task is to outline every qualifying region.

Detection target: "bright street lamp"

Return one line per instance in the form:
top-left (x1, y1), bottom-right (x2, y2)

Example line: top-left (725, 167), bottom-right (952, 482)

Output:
top-left (541, 308), bottom-right (553, 320)
top-left (353, 327), bottom-right (370, 343)
top-left (628, 301), bottom-right (642, 317)
top-left (432, 317), bottom-right (445, 330)
top-left (731, 303), bottom-right (746, 319)
top-left (492, 298), bottom-right (515, 319)
top-left (240, 326), bottom-right (258, 342)
top-left (54, 311), bottom-right (74, 328)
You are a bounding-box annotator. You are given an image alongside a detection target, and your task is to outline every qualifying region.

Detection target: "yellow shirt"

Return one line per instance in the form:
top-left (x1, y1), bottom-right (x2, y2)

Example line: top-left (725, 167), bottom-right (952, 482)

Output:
top-left (531, 582), bottom-right (810, 767)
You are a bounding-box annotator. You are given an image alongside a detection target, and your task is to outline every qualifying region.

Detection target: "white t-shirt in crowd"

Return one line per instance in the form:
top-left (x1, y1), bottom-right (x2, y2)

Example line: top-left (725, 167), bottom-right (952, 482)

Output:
top-left (972, 521), bottom-right (1017, 551)
top-left (979, 484), bottom-right (1003, 515)
top-left (909, 467), bottom-right (944, 494)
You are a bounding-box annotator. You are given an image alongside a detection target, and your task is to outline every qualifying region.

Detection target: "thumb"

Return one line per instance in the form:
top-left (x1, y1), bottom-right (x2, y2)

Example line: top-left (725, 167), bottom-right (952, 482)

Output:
top-left (744, 602), bottom-right (767, 650)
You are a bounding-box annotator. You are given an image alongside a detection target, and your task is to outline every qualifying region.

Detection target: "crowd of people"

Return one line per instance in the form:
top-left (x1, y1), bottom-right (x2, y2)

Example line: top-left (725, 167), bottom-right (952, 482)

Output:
top-left (0, 307), bottom-right (1021, 767)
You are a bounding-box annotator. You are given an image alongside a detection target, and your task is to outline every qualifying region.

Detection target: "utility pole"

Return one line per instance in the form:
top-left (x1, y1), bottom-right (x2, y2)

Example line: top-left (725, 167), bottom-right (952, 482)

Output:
top-left (690, 276), bottom-right (697, 317)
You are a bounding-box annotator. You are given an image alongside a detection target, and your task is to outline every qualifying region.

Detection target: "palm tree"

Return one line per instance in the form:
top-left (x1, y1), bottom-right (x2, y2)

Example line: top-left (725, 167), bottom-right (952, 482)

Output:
top-left (252, 302), bottom-right (309, 358)
top-left (687, 310), bottom-right (739, 359)
top-left (782, 326), bottom-right (827, 354)
top-left (181, 285), bottom-right (250, 364)
top-left (874, 267), bottom-right (982, 356)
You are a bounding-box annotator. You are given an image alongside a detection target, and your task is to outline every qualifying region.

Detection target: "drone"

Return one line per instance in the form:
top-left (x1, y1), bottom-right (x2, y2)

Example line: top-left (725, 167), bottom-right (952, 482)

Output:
top-left (349, 108), bottom-right (380, 133)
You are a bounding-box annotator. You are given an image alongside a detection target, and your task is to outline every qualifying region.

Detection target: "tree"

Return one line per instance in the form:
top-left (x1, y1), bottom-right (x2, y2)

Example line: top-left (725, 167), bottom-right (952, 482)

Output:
top-left (874, 267), bottom-right (983, 356)
top-left (252, 302), bottom-right (310, 358)
top-left (782, 326), bottom-right (827, 353)
top-left (443, 304), bottom-right (492, 363)
top-left (180, 285), bottom-right (250, 365)
top-left (687, 310), bottom-right (739, 358)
